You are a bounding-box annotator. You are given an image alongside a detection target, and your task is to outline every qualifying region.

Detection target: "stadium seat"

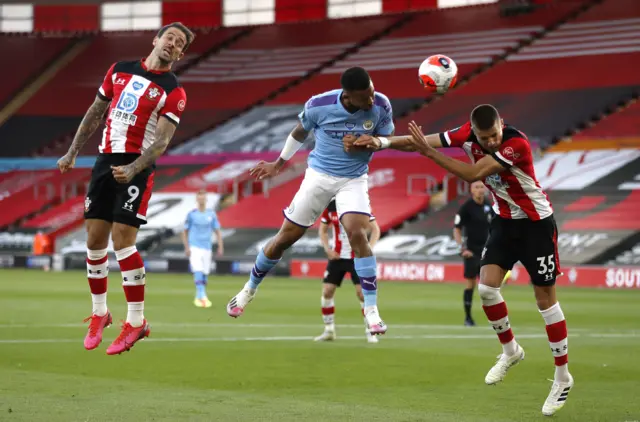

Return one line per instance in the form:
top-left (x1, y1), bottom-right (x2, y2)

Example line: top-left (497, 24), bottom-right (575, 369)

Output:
top-left (0, 35), bottom-right (73, 107)
top-left (272, 1), bottom-right (583, 104)
top-left (573, 99), bottom-right (640, 139)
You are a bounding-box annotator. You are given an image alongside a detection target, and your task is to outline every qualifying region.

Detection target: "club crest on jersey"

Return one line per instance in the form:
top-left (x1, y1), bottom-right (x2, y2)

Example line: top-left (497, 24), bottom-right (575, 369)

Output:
top-left (502, 146), bottom-right (520, 160)
top-left (146, 87), bottom-right (160, 100)
top-left (363, 120), bottom-right (374, 130)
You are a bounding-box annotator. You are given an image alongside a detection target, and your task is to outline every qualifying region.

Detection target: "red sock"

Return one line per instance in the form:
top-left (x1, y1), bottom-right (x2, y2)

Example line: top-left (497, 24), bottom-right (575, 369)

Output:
top-left (483, 301), bottom-right (515, 345)
top-left (87, 249), bottom-right (108, 315)
top-left (541, 303), bottom-right (568, 366)
top-left (115, 246), bottom-right (145, 327)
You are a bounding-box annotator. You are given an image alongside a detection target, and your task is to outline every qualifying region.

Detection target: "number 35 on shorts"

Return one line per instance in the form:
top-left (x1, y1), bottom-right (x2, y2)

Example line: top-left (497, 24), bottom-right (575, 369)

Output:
top-left (537, 254), bottom-right (556, 280)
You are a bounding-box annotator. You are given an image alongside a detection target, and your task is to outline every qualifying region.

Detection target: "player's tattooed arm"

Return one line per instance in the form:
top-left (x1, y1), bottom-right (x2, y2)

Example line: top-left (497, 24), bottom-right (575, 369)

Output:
top-left (57, 96), bottom-right (109, 173)
top-left (408, 121), bottom-right (503, 182)
top-left (111, 116), bottom-right (176, 184)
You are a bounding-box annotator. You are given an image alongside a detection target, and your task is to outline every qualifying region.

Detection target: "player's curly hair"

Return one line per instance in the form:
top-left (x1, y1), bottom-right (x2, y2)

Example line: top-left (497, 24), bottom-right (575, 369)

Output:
top-left (470, 104), bottom-right (500, 131)
top-left (341, 67), bottom-right (371, 92)
top-left (157, 22), bottom-right (195, 52)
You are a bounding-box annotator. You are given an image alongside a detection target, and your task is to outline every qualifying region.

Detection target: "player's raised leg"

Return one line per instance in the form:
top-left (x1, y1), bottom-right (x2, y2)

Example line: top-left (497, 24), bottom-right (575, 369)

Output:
top-left (227, 220), bottom-right (304, 317)
top-left (337, 177), bottom-right (386, 335)
top-left (340, 213), bottom-right (385, 335)
top-left (106, 223), bottom-right (150, 355)
top-left (83, 219), bottom-right (113, 350)
top-left (315, 281), bottom-right (338, 341)
top-left (227, 168), bottom-right (334, 318)
top-left (479, 264), bottom-right (525, 385)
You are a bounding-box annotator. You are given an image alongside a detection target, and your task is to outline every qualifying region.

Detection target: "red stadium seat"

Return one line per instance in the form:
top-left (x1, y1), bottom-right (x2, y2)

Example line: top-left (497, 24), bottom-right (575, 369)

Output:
top-left (0, 35), bottom-right (72, 106)
top-left (574, 99), bottom-right (640, 139)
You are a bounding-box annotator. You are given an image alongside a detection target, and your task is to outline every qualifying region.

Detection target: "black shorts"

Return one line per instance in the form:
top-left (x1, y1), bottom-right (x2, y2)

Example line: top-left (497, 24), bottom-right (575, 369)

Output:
top-left (463, 255), bottom-right (481, 279)
top-left (323, 259), bottom-right (360, 287)
top-left (481, 215), bottom-right (561, 286)
top-left (84, 153), bottom-right (155, 228)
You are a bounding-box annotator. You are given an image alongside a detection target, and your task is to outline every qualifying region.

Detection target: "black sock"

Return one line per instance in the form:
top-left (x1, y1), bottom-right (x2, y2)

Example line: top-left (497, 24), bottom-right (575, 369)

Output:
top-left (463, 288), bottom-right (474, 320)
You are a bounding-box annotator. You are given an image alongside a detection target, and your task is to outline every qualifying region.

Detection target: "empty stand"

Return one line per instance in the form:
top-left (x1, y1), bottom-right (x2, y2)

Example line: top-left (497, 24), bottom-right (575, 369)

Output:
top-left (569, 0), bottom-right (637, 23)
top-left (396, 6), bottom-right (640, 141)
top-left (0, 168), bottom-right (90, 228)
top-left (18, 28), bottom-right (241, 117)
top-left (0, 35), bottom-right (72, 107)
top-left (574, 98), bottom-right (640, 138)
top-left (216, 156), bottom-right (449, 231)
top-left (180, 16), bottom-right (400, 111)
top-left (272, 2), bottom-right (583, 104)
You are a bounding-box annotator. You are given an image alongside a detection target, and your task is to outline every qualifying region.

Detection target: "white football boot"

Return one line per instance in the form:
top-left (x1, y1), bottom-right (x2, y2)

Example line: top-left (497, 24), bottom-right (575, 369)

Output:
top-left (226, 285), bottom-right (255, 318)
top-left (485, 343), bottom-right (525, 385)
top-left (542, 374), bottom-right (574, 416)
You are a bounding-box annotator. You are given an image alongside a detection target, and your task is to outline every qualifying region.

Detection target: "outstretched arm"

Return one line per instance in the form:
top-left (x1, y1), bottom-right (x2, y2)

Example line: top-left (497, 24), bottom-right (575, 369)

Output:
top-left (57, 96), bottom-right (109, 172)
top-left (408, 121), bottom-right (504, 182)
top-left (347, 132), bottom-right (443, 153)
top-left (250, 123), bottom-right (309, 180)
top-left (111, 116), bottom-right (177, 183)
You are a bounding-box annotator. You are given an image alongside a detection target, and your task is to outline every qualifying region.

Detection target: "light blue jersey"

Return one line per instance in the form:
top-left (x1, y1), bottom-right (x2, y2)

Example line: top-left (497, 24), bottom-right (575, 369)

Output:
top-left (299, 89), bottom-right (394, 178)
top-left (185, 209), bottom-right (220, 250)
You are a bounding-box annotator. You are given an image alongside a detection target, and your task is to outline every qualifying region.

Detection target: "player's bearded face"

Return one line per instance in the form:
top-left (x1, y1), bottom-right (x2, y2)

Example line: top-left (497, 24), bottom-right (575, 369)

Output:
top-left (473, 120), bottom-right (503, 152)
top-left (153, 29), bottom-right (186, 63)
top-left (345, 85), bottom-right (375, 111)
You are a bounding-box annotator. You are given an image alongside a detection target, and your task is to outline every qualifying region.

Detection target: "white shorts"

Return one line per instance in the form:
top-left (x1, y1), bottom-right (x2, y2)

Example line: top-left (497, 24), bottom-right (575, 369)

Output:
top-left (284, 167), bottom-right (371, 227)
top-left (189, 246), bottom-right (213, 275)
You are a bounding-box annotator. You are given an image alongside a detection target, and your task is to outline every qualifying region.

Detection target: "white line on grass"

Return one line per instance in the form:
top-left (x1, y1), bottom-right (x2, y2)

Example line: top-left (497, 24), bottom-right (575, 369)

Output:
top-left (0, 322), bottom-right (595, 331)
top-left (0, 332), bottom-right (638, 344)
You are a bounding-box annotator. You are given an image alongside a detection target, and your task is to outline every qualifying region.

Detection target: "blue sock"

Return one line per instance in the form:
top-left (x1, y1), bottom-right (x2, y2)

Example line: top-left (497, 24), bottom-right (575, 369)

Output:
top-left (355, 256), bottom-right (378, 308)
top-left (248, 249), bottom-right (280, 290)
top-left (194, 272), bottom-right (206, 299)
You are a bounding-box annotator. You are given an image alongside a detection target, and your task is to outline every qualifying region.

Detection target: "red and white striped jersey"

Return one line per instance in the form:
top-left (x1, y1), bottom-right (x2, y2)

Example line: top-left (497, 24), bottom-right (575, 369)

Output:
top-left (321, 209), bottom-right (376, 259)
top-left (440, 122), bottom-right (553, 221)
top-left (97, 60), bottom-right (187, 154)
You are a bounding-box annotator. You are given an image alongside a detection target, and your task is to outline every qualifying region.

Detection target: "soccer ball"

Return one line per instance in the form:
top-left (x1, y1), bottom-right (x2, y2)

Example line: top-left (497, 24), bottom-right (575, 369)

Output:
top-left (418, 55), bottom-right (458, 94)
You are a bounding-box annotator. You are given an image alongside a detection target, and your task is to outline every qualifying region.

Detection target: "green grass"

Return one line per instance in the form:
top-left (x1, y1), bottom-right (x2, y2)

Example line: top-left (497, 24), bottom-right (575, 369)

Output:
top-left (0, 269), bottom-right (639, 421)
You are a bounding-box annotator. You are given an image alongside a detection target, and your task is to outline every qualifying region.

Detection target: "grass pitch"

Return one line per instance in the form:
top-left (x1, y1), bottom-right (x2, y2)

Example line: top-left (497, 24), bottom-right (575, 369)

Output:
top-left (0, 269), bottom-right (639, 421)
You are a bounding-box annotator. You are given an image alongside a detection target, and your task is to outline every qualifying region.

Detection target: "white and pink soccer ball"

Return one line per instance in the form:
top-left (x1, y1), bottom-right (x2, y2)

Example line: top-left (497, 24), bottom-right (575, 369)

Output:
top-left (418, 54), bottom-right (458, 94)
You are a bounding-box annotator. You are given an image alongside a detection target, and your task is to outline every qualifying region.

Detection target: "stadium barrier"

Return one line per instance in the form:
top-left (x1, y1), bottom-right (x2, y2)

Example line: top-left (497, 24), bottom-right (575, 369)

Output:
top-left (290, 259), bottom-right (640, 289)
top-left (4, 252), bottom-right (640, 290)
top-left (0, 253), bottom-right (290, 277)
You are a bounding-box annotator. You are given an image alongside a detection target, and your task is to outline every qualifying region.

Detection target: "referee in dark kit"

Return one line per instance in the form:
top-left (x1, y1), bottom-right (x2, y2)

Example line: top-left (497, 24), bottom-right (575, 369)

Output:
top-left (453, 181), bottom-right (494, 326)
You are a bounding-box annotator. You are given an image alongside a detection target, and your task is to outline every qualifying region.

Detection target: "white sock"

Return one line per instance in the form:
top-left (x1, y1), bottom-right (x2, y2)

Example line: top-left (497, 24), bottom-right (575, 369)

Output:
top-left (244, 281), bottom-right (257, 294)
top-left (127, 302), bottom-right (144, 327)
top-left (503, 339), bottom-right (518, 356)
top-left (92, 293), bottom-right (108, 316)
top-left (555, 364), bottom-right (570, 382)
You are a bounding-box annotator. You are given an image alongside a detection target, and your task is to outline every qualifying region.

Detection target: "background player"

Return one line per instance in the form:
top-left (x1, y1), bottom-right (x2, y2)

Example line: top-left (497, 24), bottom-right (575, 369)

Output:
top-left (453, 181), bottom-right (492, 327)
top-left (182, 189), bottom-right (224, 308)
top-left (56, 22), bottom-right (193, 355)
top-left (315, 199), bottom-right (381, 343)
top-left (348, 104), bottom-right (572, 416)
top-left (226, 67), bottom-right (394, 336)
